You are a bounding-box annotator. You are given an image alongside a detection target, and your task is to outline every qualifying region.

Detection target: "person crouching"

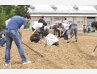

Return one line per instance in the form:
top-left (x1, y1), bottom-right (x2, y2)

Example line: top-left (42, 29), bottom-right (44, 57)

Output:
top-left (43, 30), bottom-right (59, 47)
top-left (30, 32), bottom-right (41, 43)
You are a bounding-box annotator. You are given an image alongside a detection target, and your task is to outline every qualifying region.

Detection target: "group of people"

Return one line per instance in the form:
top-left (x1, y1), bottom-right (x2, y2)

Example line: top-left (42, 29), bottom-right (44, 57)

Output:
top-left (52, 18), bottom-right (78, 43)
top-left (30, 16), bottom-right (59, 46)
top-left (2, 15), bottom-right (60, 66)
top-left (1, 14), bottom-right (97, 66)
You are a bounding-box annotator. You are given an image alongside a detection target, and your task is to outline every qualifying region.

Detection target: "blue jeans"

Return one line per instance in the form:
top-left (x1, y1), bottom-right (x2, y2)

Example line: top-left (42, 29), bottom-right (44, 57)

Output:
top-left (0, 38), bottom-right (6, 46)
top-left (68, 26), bottom-right (78, 41)
top-left (5, 29), bottom-right (27, 64)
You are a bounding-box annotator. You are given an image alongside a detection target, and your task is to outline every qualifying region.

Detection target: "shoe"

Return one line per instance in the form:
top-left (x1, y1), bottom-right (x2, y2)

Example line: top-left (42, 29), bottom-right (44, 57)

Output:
top-left (0, 45), bottom-right (4, 47)
top-left (5, 64), bottom-right (9, 66)
top-left (67, 41), bottom-right (69, 43)
top-left (56, 45), bottom-right (59, 47)
top-left (1, 45), bottom-right (3, 47)
top-left (22, 61), bottom-right (31, 64)
top-left (75, 40), bottom-right (77, 42)
top-left (4, 63), bottom-right (10, 66)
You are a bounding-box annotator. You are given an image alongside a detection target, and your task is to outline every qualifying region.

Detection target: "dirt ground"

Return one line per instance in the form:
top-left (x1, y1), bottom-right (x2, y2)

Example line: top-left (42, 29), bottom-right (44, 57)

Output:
top-left (0, 29), bottom-right (97, 69)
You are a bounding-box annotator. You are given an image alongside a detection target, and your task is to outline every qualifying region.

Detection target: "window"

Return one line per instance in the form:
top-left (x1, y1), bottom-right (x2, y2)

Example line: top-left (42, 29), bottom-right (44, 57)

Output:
top-left (77, 21), bottom-right (80, 24)
top-left (46, 21), bottom-right (50, 26)
top-left (68, 21), bottom-right (73, 24)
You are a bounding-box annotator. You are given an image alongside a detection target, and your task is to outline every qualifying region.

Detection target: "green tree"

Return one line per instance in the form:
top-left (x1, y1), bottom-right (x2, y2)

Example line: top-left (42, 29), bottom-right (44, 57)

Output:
top-left (0, 5), bottom-right (16, 19)
top-left (25, 22), bottom-right (30, 29)
top-left (0, 7), bottom-right (6, 30)
top-left (8, 8), bottom-right (16, 18)
top-left (15, 5), bottom-right (30, 16)
top-left (15, 5), bottom-right (31, 28)
top-left (0, 5), bottom-right (30, 30)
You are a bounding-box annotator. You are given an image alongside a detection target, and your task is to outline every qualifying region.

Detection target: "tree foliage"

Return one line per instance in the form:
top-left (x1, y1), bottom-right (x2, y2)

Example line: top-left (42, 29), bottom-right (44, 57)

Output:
top-left (15, 5), bottom-right (30, 16)
top-left (0, 5), bottom-right (30, 30)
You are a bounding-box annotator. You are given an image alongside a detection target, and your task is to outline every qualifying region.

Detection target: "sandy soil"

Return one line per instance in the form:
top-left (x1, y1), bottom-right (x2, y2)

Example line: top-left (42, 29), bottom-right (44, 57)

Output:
top-left (0, 29), bottom-right (97, 69)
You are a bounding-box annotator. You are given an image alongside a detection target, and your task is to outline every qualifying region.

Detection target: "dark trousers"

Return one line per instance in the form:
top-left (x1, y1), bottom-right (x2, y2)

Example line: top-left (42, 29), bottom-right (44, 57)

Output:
top-left (53, 28), bottom-right (58, 35)
top-left (64, 30), bottom-right (68, 40)
top-left (83, 29), bottom-right (86, 33)
top-left (52, 41), bottom-right (59, 46)
top-left (32, 27), bottom-right (35, 31)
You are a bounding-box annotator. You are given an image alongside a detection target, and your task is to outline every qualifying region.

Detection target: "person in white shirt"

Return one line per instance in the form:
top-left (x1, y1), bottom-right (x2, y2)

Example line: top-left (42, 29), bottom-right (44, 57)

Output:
top-left (58, 23), bottom-right (69, 40)
top-left (62, 18), bottom-right (70, 39)
top-left (32, 22), bottom-right (47, 33)
top-left (62, 23), bottom-right (69, 40)
top-left (38, 16), bottom-right (46, 35)
top-left (31, 22), bottom-right (47, 43)
top-left (43, 30), bottom-right (59, 47)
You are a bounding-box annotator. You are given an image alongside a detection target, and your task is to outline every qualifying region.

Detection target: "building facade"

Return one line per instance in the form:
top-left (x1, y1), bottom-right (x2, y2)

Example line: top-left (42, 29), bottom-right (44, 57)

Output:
top-left (29, 13), bottom-right (97, 29)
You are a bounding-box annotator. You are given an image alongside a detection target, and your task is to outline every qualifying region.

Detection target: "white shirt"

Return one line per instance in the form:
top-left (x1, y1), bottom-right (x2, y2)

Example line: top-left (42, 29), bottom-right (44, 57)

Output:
top-left (32, 22), bottom-right (43, 30)
top-left (62, 23), bottom-right (69, 30)
top-left (57, 28), bottom-right (64, 31)
top-left (46, 33), bottom-right (59, 46)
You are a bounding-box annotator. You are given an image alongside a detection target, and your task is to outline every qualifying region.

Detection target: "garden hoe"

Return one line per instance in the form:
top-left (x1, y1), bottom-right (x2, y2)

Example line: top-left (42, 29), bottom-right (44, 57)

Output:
top-left (91, 45), bottom-right (97, 56)
top-left (22, 42), bottom-right (44, 58)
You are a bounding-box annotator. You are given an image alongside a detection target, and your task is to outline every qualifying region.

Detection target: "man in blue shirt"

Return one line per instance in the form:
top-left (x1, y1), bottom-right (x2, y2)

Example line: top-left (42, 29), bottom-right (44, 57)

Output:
top-left (5, 14), bottom-right (31, 65)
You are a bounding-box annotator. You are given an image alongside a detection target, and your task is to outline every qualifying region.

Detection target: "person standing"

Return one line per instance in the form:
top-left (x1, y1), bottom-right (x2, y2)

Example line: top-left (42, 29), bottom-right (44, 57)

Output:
top-left (38, 16), bottom-right (46, 33)
top-left (53, 20), bottom-right (58, 35)
top-left (5, 14), bottom-right (31, 65)
top-left (67, 23), bottom-right (78, 43)
top-left (62, 18), bottom-right (69, 40)
top-left (83, 25), bottom-right (86, 33)
top-left (38, 16), bottom-right (45, 23)
top-left (62, 18), bottom-right (69, 24)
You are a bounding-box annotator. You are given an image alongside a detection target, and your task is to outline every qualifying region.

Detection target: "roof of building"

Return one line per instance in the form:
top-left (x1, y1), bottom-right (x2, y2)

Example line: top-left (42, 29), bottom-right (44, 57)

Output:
top-left (28, 5), bottom-right (97, 14)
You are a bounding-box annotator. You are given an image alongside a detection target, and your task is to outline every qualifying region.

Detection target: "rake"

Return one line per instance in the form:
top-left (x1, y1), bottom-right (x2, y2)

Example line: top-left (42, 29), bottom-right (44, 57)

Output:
top-left (22, 42), bottom-right (43, 57)
top-left (91, 45), bottom-right (97, 55)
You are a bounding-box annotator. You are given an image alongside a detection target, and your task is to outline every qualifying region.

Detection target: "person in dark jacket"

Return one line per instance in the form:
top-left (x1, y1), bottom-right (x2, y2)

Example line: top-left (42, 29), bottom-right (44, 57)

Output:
top-left (38, 16), bottom-right (45, 33)
top-left (91, 21), bottom-right (97, 30)
top-left (0, 30), bottom-right (6, 47)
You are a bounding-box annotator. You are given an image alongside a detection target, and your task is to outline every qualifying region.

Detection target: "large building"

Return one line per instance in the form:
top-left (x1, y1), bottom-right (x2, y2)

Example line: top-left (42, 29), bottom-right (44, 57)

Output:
top-left (29, 5), bottom-right (97, 29)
